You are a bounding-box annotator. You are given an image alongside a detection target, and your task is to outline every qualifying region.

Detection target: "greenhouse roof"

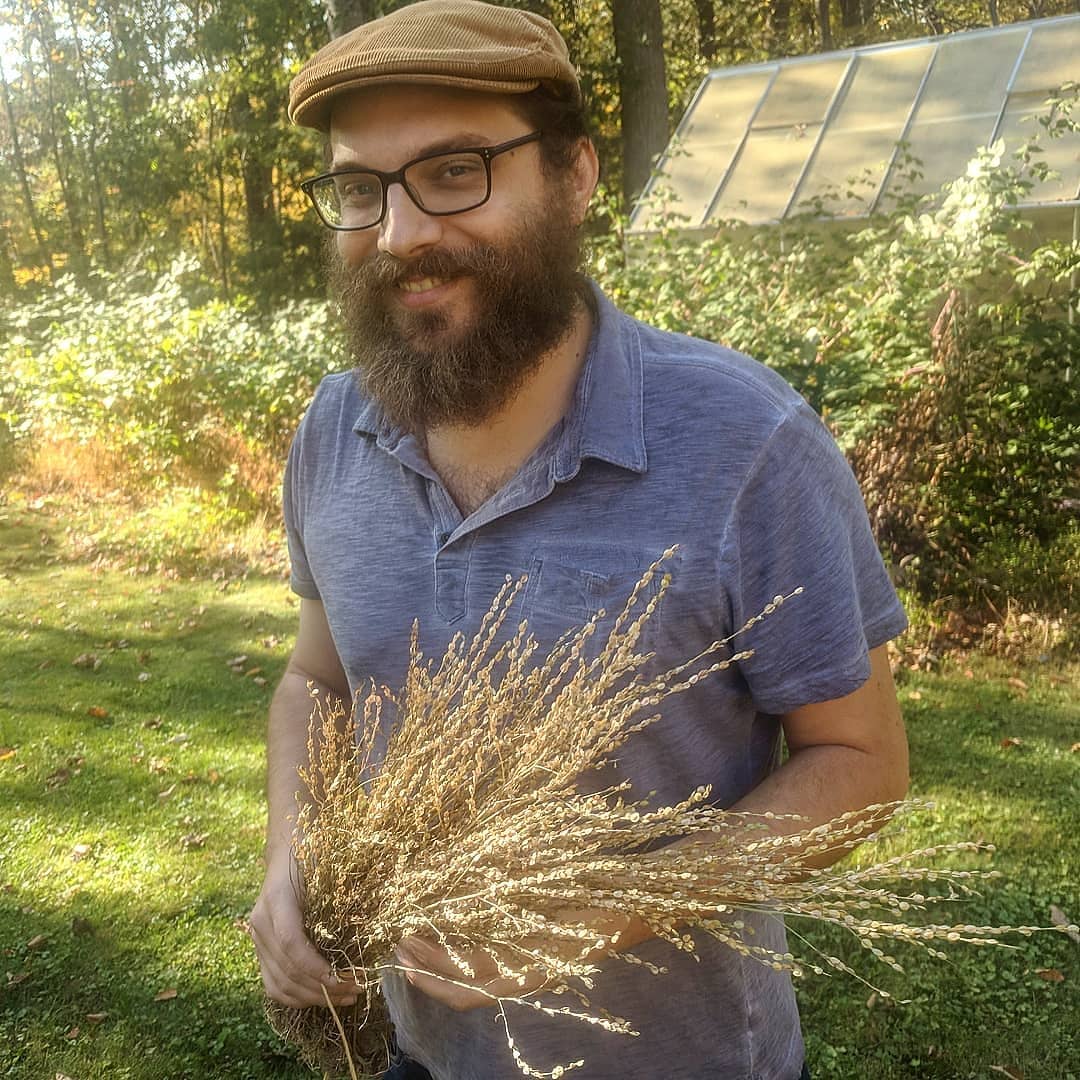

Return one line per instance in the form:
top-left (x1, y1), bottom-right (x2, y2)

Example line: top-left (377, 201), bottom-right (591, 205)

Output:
top-left (629, 14), bottom-right (1080, 232)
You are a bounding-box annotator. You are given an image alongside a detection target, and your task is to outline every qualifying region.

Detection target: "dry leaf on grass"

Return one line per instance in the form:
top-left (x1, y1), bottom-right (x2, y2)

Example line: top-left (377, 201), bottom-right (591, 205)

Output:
top-left (1034, 968), bottom-right (1064, 982)
top-left (85, 1012), bottom-right (108, 1023)
top-left (1000, 737), bottom-right (1023, 749)
top-left (86, 706), bottom-right (109, 719)
top-left (153, 988), bottom-right (178, 1002)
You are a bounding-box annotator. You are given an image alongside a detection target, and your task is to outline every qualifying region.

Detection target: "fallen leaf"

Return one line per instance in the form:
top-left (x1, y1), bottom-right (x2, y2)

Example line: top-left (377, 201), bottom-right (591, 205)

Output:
top-left (158, 784), bottom-right (176, 801)
top-left (1035, 968), bottom-right (1064, 982)
top-left (142, 717), bottom-right (162, 730)
top-left (1000, 737), bottom-right (1023, 749)
top-left (1050, 905), bottom-right (1080, 944)
top-left (252, 676), bottom-right (267, 687)
top-left (1006, 677), bottom-right (1029, 692)
top-left (148, 757), bottom-right (169, 774)
top-left (153, 988), bottom-right (178, 1002)
top-left (0, 747), bottom-right (16, 762)
top-left (166, 733), bottom-right (190, 745)
top-left (72, 652), bottom-right (101, 670)
top-left (989, 1067), bottom-right (1025, 1079)
top-left (963, 668), bottom-right (974, 679)
top-left (227, 654), bottom-right (248, 668)
top-left (87, 706), bottom-right (109, 719)
top-left (85, 1011), bottom-right (108, 1023)
top-left (244, 667), bottom-right (263, 677)
top-left (37, 659), bottom-right (55, 671)
top-left (137, 671), bottom-right (151, 682)
top-left (907, 690), bottom-right (922, 701)
top-left (207, 769), bottom-right (221, 784)
top-left (181, 770), bottom-right (198, 784)
top-left (6, 971), bottom-right (30, 986)
top-left (26, 934), bottom-right (47, 950)
top-left (2, 883), bottom-right (14, 893)
top-left (71, 843), bottom-right (92, 860)
top-left (46, 767), bottom-right (71, 789)
top-left (137, 650), bottom-right (152, 665)
top-left (180, 832), bottom-right (208, 850)
top-left (1070, 742), bottom-right (1080, 754)
top-left (64, 1025), bottom-right (79, 1040)
top-left (233, 917), bottom-right (250, 933)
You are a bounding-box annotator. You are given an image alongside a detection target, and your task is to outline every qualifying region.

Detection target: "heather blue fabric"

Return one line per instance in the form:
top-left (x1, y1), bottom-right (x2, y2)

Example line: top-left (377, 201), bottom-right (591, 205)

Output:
top-left (283, 281), bottom-right (907, 1080)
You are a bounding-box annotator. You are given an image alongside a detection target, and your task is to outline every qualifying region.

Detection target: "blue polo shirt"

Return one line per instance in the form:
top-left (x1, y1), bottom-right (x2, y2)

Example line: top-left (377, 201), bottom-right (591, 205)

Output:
top-left (283, 282), bottom-right (907, 1080)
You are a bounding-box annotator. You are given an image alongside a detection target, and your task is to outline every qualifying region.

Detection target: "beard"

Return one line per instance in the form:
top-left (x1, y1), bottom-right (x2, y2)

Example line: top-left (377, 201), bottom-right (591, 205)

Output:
top-left (324, 188), bottom-right (586, 431)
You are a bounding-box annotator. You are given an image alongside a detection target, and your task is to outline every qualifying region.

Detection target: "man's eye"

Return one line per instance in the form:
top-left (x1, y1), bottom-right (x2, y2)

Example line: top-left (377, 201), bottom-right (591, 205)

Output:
top-left (339, 178), bottom-right (379, 200)
top-left (435, 158), bottom-right (484, 181)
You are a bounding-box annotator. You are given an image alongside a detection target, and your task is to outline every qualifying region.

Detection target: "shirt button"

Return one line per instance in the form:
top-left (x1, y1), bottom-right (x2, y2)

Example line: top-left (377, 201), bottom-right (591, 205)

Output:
top-left (438, 531), bottom-right (451, 545)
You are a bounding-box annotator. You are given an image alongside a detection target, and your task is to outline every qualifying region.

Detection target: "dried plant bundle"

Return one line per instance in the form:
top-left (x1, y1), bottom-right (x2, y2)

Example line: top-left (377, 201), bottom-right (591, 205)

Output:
top-left (265, 553), bottom-right (1075, 1079)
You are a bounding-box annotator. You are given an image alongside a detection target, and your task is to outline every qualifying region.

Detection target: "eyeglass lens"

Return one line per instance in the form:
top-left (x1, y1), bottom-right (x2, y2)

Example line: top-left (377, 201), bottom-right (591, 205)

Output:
top-left (311, 150), bottom-right (492, 229)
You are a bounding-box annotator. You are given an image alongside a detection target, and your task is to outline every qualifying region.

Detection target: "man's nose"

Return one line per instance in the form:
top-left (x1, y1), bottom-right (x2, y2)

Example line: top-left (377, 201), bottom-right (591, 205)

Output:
top-left (378, 182), bottom-right (442, 260)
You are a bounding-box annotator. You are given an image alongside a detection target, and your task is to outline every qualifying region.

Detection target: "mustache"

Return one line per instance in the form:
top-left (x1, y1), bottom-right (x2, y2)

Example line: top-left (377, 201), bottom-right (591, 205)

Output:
top-left (348, 244), bottom-right (516, 292)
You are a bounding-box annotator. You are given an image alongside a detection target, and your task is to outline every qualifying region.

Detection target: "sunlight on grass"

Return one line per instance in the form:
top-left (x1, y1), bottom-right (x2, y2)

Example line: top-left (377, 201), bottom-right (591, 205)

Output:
top-left (1, 501), bottom-right (1077, 1080)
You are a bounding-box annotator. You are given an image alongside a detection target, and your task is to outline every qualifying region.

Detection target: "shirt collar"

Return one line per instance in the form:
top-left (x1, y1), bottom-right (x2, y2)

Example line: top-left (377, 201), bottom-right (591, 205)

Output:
top-left (351, 279), bottom-right (648, 479)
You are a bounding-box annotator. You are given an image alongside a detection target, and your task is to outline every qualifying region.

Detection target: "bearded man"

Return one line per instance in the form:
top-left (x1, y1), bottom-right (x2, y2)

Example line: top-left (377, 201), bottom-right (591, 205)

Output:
top-left (248, 3), bottom-right (910, 1079)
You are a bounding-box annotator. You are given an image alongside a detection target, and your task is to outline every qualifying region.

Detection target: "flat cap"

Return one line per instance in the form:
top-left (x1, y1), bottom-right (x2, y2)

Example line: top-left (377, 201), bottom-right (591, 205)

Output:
top-left (289, 0), bottom-right (581, 132)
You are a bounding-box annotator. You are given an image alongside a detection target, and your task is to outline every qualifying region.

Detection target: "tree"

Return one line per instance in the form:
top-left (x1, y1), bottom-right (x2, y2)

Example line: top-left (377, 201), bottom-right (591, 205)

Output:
top-left (610, 0), bottom-right (669, 208)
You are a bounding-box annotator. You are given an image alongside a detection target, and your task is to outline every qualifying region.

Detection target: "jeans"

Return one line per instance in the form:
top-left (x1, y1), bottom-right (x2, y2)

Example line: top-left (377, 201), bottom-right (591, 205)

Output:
top-left (382, 1057), bottom-right (812, 1079)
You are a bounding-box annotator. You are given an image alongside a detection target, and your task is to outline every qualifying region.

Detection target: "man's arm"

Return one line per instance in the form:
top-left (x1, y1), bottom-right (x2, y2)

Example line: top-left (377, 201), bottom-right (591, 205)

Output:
top-left (730, 643), bottom-right (909, 862)
top-left (248, 598), bottom-right (362, 1008)
top-left (399, 643), bottom-right (908, 1010)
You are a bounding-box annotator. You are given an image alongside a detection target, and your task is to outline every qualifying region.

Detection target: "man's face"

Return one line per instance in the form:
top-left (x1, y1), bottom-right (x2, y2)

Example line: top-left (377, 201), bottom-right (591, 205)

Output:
top-left (323, 85), bottom-right (592, 431)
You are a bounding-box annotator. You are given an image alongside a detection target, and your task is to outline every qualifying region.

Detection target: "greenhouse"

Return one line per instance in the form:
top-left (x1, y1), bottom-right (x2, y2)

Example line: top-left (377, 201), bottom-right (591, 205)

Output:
top-left (629, 14), bottom-right (1080, 234)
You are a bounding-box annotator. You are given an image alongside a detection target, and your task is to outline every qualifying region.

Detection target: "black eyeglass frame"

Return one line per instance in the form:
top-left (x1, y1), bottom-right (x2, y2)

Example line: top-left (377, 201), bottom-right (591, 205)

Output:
top-left (300, 131), bottom-right (543, 232)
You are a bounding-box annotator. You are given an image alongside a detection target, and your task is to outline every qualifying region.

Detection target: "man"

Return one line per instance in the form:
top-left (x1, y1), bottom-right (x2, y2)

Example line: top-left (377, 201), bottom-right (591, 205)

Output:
top-left (248, 2), bottom-right (910, 1078)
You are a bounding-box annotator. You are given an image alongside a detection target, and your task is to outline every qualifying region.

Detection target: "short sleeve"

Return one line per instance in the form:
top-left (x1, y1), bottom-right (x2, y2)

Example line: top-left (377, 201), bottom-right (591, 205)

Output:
top-left (282, 413), bottom-right (322, 601)
top-left (720, 403), bottom-right (907, 715)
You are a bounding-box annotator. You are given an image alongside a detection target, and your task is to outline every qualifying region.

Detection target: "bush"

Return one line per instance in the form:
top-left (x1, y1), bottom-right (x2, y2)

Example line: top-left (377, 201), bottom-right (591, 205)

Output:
top-left (1, 254), bottom-right (347, 511)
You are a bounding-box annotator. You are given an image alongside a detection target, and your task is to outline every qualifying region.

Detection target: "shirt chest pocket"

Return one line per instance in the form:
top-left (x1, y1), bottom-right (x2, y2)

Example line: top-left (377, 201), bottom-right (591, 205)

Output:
top-left (521, 550), bottom-right (665, 640)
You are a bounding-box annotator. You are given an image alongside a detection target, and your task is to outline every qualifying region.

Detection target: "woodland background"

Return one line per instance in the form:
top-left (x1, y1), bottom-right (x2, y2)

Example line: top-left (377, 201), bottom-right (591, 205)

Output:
top-left (1, 0), bottom-right (1077, 615)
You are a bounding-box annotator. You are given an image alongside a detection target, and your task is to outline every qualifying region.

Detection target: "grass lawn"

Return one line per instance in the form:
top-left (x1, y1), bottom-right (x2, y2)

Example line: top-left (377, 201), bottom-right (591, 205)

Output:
top-left (1, 493), bottom-right (1077, 1080)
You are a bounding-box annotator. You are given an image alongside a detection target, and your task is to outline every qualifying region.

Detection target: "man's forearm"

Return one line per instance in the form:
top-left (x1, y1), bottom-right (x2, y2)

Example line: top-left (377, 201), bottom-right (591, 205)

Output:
top-left (724, 742), bottom-right (909, 870)
top-left (265, 670), bottom-right (347, 866)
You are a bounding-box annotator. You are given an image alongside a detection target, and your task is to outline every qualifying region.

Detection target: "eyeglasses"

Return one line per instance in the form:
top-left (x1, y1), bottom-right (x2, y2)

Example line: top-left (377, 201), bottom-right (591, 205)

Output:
top-left (300, 131), bottom-right (542, 231)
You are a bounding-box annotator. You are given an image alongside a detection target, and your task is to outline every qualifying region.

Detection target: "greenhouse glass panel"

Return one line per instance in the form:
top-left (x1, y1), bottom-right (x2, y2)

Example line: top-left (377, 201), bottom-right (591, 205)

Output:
top-left (885, 29), bottom-right (1027, 198)
top-left (793, 45), bottom-right (934, 217)
top-left (632, 70), bottom-right (773, 230)
top-left (708, 124), bottom-right (822, 223)
top-left (1009, 20), bottom-right (1080, 94)
top-left (752, 57), bottom-right (850, 127)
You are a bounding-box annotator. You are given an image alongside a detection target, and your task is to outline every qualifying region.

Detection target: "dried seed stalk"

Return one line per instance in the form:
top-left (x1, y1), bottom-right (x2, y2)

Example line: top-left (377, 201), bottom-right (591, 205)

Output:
top-left (265, 552), bottom-right (1076, 1078)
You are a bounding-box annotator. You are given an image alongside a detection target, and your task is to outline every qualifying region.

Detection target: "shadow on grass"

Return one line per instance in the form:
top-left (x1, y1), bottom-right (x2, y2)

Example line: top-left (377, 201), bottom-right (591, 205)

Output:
top-left (0, 897), bottom-right (310, 1080)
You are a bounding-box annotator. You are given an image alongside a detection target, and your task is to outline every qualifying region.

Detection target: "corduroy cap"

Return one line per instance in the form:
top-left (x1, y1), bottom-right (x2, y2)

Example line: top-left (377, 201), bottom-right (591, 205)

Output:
top-left (289, 0), bottom-right (581, 132)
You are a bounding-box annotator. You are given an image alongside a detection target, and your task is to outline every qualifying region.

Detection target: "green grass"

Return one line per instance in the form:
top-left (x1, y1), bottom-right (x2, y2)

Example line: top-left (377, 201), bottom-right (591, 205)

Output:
top-left (1, 492), bottom-right (1077, 1079)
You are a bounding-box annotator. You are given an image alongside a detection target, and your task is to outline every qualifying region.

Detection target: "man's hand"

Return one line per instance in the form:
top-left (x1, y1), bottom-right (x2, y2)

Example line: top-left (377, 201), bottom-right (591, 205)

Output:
top-left (249, 855), bottom-right (363, 1009)
top-left (395, 909), bottom-right (653, 1012)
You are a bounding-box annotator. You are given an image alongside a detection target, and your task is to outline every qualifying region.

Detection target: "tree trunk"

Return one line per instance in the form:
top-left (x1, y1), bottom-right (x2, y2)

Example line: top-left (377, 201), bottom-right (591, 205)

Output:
top-left (694, 0), bottom-right (717, 64)
top-left (229, 90), bottom-right (283, 269)
top-left (323, 0), bottom-right (380, 38)
top-left (770, 0), bottom-right (792, 53)
top-left (818, 0), bottom-right (834, 50)
top-left (611, 0), bottom-right (669, 209)
top-left (0, 57), bottom-right (52, 276)
top-left (64, 0), bottom-right (110, 265)
top-left (839, 0), bottom-right (863, 27)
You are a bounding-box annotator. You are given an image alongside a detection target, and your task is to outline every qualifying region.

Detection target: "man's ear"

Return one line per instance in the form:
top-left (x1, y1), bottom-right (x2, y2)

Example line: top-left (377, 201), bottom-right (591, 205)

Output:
top-left (568, 138), bottom-right (600, 226)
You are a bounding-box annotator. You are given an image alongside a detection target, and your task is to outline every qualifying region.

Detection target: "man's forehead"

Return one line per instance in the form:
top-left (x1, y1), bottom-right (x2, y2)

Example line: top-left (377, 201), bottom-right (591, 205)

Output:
top-left (327, 84), bottom-right (527, 164)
